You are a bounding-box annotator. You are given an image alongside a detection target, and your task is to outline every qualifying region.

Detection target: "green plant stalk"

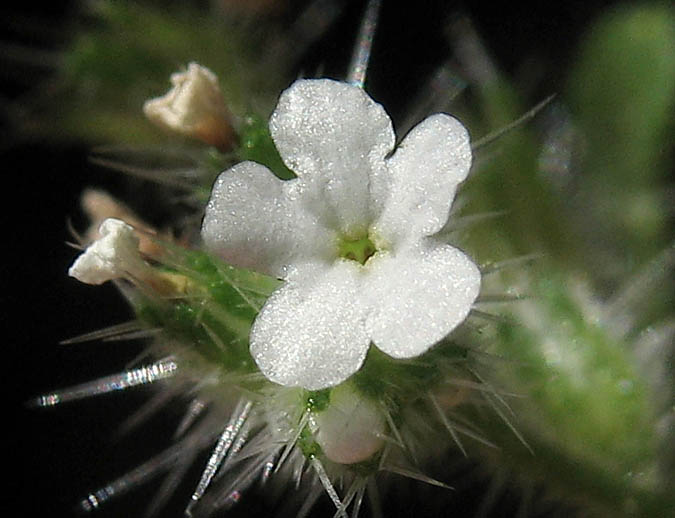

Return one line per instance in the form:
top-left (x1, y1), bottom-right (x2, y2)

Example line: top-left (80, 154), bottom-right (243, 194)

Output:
top-left (485, 273), bottom-right (671, 517)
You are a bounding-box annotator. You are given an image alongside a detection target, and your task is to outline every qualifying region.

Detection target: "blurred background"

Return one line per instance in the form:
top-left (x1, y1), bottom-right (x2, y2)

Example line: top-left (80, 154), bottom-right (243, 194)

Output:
top-left (5, 1), bottom-right (673, 517)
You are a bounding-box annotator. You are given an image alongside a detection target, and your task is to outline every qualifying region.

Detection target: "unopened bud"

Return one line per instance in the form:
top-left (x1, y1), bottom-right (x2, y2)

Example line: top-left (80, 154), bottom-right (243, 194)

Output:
top-left (309, 383), bottom-right (385, 464)
top-left (143, 63), bottom-right (235, 150)
top-left (81, 189), bottom-right (163, 257)
top-left (69, 218), bottom-right (150, 285)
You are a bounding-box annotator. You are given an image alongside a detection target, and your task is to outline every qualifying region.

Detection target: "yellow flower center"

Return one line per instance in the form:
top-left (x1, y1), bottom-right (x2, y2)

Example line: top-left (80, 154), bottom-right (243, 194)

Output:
top-left (337, 235), bottom-right (377, 265)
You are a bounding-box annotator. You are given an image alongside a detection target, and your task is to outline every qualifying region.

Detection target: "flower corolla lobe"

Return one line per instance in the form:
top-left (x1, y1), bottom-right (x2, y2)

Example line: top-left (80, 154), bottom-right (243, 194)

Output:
top-left (202, 79), bottom-right (480, 390)
top-left (69, 218), bottom-right (146, 285)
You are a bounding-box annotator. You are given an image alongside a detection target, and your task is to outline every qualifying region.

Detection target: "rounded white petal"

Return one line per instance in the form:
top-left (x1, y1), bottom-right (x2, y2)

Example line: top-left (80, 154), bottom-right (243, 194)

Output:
top-left (68, 218), bottom-right (145, 285)
top-left (309, 383), bottom-right (385, 464)
top-left (250, 261), bottom-right (370, 390)
top-left (364, 241), bottom-right (480, 358)
top-left (373, 114), bottom-right (472, 244)
top-left (269, 79), bottom-right (395, 235)
top-left (201, 161), bottom-right (335, 278)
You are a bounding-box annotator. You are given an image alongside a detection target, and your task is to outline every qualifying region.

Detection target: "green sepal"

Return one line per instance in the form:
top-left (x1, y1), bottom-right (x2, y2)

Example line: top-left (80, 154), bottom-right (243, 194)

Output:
top-left (236, 114), bottom-right (295, 180)
top-left (352, 342), bottom-right (468, 413)
top-left (305, 389), bottom-right (331, 413)
top-left (298, 425), bottom-right (323, 459)
top-left (134, 248), bottom-right (280, 375)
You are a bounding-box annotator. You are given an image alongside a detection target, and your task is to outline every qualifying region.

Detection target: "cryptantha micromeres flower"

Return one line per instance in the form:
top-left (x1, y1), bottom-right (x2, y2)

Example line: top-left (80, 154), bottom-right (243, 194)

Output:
top-left (202, 78), bottom-right (481, 390)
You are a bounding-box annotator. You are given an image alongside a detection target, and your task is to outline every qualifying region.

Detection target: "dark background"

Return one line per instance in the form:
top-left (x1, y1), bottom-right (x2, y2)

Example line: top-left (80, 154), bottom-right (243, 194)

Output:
top-left (5, 1), bottom-right (629, 516)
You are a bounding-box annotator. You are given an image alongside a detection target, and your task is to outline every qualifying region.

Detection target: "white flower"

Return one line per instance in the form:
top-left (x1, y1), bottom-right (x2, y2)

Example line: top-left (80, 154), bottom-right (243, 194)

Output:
top-left (202, 79), bottom-right (480, 390)
top-left (143, 62), bottom-right (233, 148)
top-left (69, 218), bottom-right (148, 285)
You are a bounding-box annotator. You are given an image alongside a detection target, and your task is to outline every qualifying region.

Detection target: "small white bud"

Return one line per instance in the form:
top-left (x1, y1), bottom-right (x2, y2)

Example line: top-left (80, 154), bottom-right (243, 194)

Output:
top-left (80, 189), bottom-right (165, 257)
top-left (309, 383), bottom-right (385, 464)
top-left (143, 63), bottom-right (234, 149)
top-left (69, 218), bottom-right (148, 285)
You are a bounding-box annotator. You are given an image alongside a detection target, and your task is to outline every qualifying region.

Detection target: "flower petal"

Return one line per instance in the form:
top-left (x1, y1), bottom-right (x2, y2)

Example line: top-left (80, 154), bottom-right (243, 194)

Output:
top-left (69, 218), bottom-right (146, 285)
top-left (269, 79), bottom-right (395, 235)
top-left (365, 241), bottom-right (480, 358)
top-left (201, 161), bottom-right (335, 278)
top-left (373, 114), bottom-right (472, 244)
top-left (250, 261), bottom-right (370, 390)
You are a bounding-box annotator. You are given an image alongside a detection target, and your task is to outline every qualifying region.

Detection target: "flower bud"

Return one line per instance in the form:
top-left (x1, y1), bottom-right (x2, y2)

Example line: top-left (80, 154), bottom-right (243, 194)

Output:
top-left (309, 383), bottom-right (385, 464)
top-left (143, 63), bottom-right (234, 150)
top-left (69, 218), bottom-right (150, 285)
top-left (80, 189), bottom-right (163, 257)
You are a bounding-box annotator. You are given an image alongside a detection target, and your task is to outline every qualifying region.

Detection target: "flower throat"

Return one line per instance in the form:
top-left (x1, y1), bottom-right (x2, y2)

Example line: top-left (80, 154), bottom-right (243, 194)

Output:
top-left (337, 235), bottom-right (377, 265)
